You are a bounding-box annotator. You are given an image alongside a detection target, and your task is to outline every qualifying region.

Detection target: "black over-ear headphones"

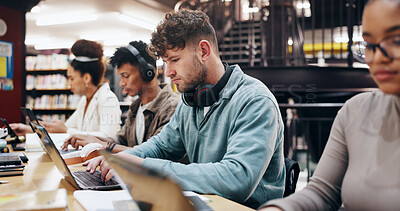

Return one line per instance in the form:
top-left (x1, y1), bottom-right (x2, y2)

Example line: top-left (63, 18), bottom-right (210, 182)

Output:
top-left (125, 45), bottom-right (155, 82)
top-left (182, 62), bottom-right (233, 107)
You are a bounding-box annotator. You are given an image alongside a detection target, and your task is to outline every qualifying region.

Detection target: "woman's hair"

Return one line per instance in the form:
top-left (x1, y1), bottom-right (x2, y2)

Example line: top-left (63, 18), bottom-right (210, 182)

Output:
top-left (149, 9), bottom-right (219, 58)
top-left (70, 39), bottom-right (105, 86)
top-left (109, 40), bottom-right (156, 69)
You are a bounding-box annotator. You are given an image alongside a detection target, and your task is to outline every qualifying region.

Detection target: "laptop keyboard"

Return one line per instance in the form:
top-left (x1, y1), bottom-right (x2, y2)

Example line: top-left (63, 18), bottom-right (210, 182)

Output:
top-left (72, 170), bottom-right (119, 187)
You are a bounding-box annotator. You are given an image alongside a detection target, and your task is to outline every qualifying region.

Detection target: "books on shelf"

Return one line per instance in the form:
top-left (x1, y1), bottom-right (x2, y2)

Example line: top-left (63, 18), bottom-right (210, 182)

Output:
top-left (25, 94), bottom-right (81, 110)
top-left (26, 54), bottom-right (70, 70)
top-left (26, 74), bottom-right (68, 90)
top-left (37, 114), bottom-right (67, 122)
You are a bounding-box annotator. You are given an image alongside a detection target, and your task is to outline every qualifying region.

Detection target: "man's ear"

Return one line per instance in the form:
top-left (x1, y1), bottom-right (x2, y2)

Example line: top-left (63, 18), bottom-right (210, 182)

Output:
top-left (198, 40), bottom-right (211, 62)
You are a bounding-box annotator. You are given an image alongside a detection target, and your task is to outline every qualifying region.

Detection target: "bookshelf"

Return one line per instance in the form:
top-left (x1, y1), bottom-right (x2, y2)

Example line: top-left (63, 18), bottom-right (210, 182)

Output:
top-left (25, 54), bottom-right (81, 122)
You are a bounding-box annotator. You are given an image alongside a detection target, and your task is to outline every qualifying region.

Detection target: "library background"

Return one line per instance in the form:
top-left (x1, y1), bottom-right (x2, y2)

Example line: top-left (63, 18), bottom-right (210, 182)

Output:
top-left (0, 0), bottom-right (376, 181)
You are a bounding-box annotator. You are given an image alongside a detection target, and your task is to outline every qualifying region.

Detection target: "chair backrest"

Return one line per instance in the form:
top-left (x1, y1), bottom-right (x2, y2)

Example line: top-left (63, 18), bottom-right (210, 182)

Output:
top-left (283, 157), bottom-right (300, 197)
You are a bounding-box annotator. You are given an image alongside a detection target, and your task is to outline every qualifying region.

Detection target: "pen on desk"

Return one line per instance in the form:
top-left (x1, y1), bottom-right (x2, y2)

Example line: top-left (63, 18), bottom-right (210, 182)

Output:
top-left (0, 181), bottom-right (9, 184)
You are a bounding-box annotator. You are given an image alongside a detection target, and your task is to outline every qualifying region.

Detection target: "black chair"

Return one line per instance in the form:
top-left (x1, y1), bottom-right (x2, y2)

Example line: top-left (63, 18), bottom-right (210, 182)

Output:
top-left (283, 157), bottom-right (300, 197)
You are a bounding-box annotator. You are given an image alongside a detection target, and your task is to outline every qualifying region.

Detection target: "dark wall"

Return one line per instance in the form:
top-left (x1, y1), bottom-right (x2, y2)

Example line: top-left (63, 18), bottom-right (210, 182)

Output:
top-left (0, 5), bottom-right (24, 123)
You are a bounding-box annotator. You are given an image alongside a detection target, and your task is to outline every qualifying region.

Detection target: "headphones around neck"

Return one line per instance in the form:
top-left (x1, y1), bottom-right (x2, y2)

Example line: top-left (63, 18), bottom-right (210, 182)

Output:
top-left (182, 62), bottom-right (233, 107)
top-left (125, 45), bottom-right (155, 82)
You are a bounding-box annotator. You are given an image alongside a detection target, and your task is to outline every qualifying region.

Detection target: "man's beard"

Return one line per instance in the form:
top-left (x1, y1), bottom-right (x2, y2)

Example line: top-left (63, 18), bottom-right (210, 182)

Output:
top-left (177, 55), bottom-right (208, 93)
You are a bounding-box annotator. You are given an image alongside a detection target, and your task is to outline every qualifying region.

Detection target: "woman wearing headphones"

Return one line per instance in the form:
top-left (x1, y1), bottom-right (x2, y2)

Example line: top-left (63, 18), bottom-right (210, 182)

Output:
top-left (11, 39), bottom-right (121, 140)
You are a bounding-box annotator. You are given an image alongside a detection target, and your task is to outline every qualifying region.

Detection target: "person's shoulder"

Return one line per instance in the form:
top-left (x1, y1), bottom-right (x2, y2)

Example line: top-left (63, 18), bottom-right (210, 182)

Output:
top-left (97, 83), bottom-right (119, 99)
top-left (236, 73), bottom-right (276, 101)
top-left (344, 90), bottom-right (383, 107)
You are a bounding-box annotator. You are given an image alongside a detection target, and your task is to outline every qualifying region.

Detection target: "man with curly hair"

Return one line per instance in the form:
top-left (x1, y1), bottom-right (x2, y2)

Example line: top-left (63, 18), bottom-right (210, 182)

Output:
top-left (61, 41), bottom-right (180, 153)
top-left (86, 9), bottom-right (285, 209)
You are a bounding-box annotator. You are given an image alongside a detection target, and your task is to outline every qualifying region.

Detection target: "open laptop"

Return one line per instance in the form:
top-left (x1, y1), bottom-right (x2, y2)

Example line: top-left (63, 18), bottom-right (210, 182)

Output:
top-left (20, 107), bottom-right (40, 124)
top-left (21, 107), bottom-right (79, 154)
top-left (100, 150), bottom-right (213, 211)
top-left (29, 121), bottom-right (121, 190)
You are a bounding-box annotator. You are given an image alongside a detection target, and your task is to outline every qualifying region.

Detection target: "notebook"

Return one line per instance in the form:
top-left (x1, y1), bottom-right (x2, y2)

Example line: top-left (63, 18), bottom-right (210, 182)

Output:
top-left (100, 150), bottom-right (213, 211)
top-left (29, 122), bottom-right (121, 190)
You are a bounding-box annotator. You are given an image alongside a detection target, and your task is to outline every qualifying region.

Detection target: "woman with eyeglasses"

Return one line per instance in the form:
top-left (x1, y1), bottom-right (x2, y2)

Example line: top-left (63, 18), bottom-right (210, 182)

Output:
top-left (259, 0), bottom-right (400, 210)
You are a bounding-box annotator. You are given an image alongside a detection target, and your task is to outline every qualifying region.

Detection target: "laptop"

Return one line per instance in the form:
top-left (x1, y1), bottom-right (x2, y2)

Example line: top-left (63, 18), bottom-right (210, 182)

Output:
top-left (100, 150), bottom-right (213, 211)
top-left (21, 107), bottom-right (40, 124)
top-left (29, 121), bottom-right (121, 190)
top-left (21, 107), bottom-right (79, 154)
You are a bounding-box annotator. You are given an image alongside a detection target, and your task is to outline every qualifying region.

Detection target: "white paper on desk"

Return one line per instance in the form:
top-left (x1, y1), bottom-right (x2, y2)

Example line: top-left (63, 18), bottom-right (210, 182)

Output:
top-left (183, 191), bottom-right (211, 203)
top-left (74, 190), bottom-right (211, 211)
top-left (25, 133), bottom-right (73, 152)
top-left (74, 190), bottom-right (134, 211)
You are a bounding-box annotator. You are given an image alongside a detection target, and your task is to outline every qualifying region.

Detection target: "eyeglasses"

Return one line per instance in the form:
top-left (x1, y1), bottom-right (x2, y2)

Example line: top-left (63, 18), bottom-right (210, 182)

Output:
top-left (351, 34), bottom-right (400, 63)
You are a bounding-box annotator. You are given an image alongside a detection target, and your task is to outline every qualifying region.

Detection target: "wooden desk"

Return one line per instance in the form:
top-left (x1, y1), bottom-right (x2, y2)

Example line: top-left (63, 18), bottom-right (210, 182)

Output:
top-left (0, 151), bottom-right (254, 211)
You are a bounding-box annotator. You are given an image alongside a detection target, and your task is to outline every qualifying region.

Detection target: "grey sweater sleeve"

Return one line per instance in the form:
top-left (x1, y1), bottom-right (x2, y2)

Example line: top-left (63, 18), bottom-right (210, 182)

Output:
top-left (260, 104), bottom-right (349, 211)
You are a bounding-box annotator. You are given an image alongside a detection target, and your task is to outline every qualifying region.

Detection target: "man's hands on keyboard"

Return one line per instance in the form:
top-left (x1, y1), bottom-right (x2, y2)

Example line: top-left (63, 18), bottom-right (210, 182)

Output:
top-left (83, 156), bottom-right (114, 182)
top-left (83, 153), bottom-right (144, 182)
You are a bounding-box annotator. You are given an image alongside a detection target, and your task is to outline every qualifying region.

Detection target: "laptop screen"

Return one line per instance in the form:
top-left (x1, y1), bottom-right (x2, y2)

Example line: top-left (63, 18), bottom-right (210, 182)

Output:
top-left (29, 122), bottom-right (79, 189)
top-left (21, 107), bottom-right (40, 125)
top-left (100, 150), bottom-right (200, 211)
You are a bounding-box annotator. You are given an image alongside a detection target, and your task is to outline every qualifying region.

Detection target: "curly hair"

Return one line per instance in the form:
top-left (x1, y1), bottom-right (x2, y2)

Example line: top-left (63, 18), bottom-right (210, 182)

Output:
top-left (70, 39), bottom-right (105, 86)
top-left (109, 40), bottom-right (156, 69)
top-left (149, 9), bottom-right (218, 58)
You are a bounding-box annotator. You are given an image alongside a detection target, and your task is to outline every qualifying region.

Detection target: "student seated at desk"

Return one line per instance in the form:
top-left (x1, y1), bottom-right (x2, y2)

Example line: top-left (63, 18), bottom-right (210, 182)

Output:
top-left (61, 40), bottom-right (180, 152)
top-left (11, 39), bottom-right (121, 140)
top-left (85, 9), bottom-right (285, 209)
top-left (259, 0), bottom-right (400, 210)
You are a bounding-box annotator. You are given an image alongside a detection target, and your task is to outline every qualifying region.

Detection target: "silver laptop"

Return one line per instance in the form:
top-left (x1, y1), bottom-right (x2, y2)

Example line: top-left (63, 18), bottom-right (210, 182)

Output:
top-left (29, 122), bottom-right (121, 190)
top-left (100, 150), bottom-right (213, 211)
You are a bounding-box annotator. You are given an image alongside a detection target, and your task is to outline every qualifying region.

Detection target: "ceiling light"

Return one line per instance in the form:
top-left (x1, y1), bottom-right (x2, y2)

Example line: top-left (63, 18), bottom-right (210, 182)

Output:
top-left (288, 37), bottom-right (293, 46)
top-left (296, 1), bottom-right (311, 9)
top-left (36, 14), bottom-right (97, 26)
top-left (25, 37), bottom-right (52, 45)
top-left (80, 32), bottom-right (132, 41)
top-left (34, 41), bottom-right (74, 50)
top-left (119, 14), bottom-right (156, 31)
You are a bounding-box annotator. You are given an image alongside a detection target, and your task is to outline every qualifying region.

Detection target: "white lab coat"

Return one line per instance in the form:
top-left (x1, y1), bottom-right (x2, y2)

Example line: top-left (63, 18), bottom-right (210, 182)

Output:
top-left (65, 83), bottom-right (121, 140)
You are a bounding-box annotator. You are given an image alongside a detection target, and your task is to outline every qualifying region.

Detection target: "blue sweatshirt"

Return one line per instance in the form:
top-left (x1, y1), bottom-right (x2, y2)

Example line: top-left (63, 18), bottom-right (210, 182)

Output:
top-left (125, 65), bottom-right (285, 209)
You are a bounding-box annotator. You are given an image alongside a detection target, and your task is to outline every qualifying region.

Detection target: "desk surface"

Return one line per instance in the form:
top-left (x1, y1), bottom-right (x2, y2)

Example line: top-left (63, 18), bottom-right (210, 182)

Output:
top-left (0, 150), bottom-right (254, 211)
